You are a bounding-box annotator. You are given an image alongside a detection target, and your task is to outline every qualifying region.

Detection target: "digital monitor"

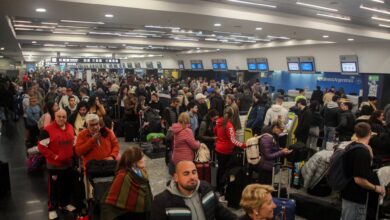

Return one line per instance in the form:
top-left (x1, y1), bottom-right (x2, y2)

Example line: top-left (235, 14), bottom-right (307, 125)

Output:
top-left (212, 63), bottom-right (219, 70)
top-left (257, 63), bottom-right (268, 71)
top-left (197, 63), bottom-right (203, 69)
top-left (248, 63), bottom-right (257, 71)
top-left (300, 62), bottom-right (314, 72)
top-left (220, 63), bottom-right (227, 70)
top-left (191, 63), bottom-right (197, 69)
top-left (341, 62), bottom-right (357, 72)
top-left (288, 62), bottom-right (300, 71)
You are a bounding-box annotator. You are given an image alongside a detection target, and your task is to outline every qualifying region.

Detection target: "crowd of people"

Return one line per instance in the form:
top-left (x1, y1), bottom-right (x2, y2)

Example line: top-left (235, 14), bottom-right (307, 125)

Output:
top-left (0, 69), bottom-right (390, 220)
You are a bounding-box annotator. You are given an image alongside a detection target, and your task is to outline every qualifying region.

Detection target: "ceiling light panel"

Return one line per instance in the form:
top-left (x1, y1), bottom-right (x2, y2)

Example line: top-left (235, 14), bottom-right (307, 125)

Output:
top-left (53, 31), bottom-right (87, 35)
top-left (296, 2), bottom-right (338, 12)
top-left (227, 0), bottom-right (277, 8)
top-left (370, 0), bottom-right (384, 3)
top-left (379, 24), bottom-right (390, 28)
top-left (317, 13), bottom-right (351, 21)
top-left (372, 16), bottom-right (390, 23)
top-left (60, 20), bottom-right (105, 25)
top-left (360, 4), bottom-right (390, 15)
top-left (36, 8), bottom-right (46, 12)
top-left (105, 14), bottom-right (114, 18)
top-left (144, 25), bottom-right (180, 30)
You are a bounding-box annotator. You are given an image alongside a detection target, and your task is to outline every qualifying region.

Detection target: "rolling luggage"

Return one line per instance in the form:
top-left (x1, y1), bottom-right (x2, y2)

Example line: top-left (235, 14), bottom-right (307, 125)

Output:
top-left (0, 161), bottom-right (11, 197)
top-left (290, 193), bottom-right (341, 220)
top-left (195, 161), bottom-right (211, 183)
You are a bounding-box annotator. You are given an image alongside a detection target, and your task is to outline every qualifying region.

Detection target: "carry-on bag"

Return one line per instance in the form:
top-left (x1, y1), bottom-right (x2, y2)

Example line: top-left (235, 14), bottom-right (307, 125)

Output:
top-left (195, 161), bottom-right (211, 183)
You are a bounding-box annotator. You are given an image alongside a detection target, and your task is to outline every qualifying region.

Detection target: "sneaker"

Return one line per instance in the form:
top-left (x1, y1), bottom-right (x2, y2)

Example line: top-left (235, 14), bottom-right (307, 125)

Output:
top-left (63, 204), bottom-right (76, 212)
top-left (48, 210), bottom-right (58, 220)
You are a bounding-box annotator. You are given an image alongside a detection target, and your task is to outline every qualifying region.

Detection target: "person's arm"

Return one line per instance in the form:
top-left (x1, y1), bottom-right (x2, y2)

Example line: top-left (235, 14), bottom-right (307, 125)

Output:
top-left (263, 108), bottom-right (271, 126)
top-left (226, 121), bottom-right (245, 148)
top-left (184, 129), bottom-right (201, 150)
top-left (354, 177), bottom-right (384, 195)
top-left (37, 130), bottom-right (58, 160)
top-left (43, 113), bottom-right (51, 128)
top-left (74, 132), bottom-right (96, 156)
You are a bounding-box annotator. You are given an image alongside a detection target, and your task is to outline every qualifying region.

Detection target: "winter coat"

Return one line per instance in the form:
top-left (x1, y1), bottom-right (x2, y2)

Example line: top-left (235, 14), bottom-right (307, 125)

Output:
top-left (195, 100), bottom-right (208, 124)
top-left (301, 150), bottom-right (333, 188)
top-left (295, 107), bottom-right (312, 144)
top-left (256, 127), bottom-right (285, 172)
top-left (263, 104), bottom-right (289, 126)
top-left (336, 110), bottom-right (355, 141)
top-left (246, 102), bottom-right (266, 135)
top-left (164, 106), bottom-right (178, 128)
top-left (210, 95), bottom-right (225, 117)
top-left (214, 117), bottom-right (245, 155)
top-left (311, 90), bottom-right (324, 104)
top-left (322, 101), bottom-right (340, 127)
top-left (198, 118), bottom-right (216, 149)
top-left (171, 123), bottom-right (200, 165)
top-left (150, 180), bottom-right (237, 220)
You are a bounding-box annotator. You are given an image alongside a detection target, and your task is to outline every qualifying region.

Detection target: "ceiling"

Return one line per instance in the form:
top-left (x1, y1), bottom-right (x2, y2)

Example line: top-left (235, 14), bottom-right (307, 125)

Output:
top-left (0, 0), bottom-right (389, 62)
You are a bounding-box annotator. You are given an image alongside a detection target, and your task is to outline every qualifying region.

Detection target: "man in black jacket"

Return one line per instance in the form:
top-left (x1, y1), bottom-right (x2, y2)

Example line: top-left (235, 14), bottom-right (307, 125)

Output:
top-left (295, 99), bottom-right (312, 144)
top-left (336, 101), bottom-right (355, 142)
top-left (151, 161), bottom-right (237, 220)
top-left (321, 95), bottom-right (341, 149)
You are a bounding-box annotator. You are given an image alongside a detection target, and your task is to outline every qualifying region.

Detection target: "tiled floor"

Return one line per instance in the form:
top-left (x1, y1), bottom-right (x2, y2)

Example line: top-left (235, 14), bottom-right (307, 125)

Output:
top-left (0, 119), bottom-right (306, 220)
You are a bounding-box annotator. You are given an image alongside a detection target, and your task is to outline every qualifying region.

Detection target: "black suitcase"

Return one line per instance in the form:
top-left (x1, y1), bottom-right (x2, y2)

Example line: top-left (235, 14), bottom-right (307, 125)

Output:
top-left (290, 193), bottom-right (341, 220)
top-left (0, 161), bottom-right (11, 197)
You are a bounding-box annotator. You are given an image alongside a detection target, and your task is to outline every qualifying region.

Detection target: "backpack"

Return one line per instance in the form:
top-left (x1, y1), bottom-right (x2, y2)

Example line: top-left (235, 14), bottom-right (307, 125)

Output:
top-left (326, 141), bottom-right (365, 191)
top-left (245, 133), bottom-right (272, 165)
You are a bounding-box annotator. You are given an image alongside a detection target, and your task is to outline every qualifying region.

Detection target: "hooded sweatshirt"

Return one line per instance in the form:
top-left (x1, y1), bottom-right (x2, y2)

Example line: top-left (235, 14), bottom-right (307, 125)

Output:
top-left (263, 104), bottom-right (289, 126)
top-left (171, 123), bottom-right (200, 165)
top-left (167, 180), bottom-right (206, 220)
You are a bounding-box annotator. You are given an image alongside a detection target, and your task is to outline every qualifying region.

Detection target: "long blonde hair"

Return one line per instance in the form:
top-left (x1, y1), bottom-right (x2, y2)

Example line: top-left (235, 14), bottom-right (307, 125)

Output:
top-left (178, 112), bottom-right (190, 129)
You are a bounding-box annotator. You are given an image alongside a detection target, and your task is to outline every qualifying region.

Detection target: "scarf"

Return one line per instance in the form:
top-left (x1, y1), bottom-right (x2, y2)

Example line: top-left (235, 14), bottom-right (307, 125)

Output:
top-left (103, 169), bottom-right (152, 213)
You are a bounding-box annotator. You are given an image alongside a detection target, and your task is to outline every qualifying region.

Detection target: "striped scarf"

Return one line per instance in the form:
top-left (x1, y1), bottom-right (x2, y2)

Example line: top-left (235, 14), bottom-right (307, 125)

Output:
top-left (103, 169), bottom-right (152, 212)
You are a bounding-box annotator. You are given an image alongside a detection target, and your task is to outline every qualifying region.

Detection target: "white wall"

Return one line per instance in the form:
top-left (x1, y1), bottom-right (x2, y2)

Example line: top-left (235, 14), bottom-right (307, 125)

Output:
top-left (172, 42), bottom-right (390, 74)
top-left (0, 58), bottom-right (12, 72)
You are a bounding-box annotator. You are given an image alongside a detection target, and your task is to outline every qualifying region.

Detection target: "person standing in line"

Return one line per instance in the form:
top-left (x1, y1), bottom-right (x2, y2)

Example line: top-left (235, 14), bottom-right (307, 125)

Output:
top-left (246, 93), bottom-right (267, 135)
top-left (263, 95), bottom-right (289, 126)
top-left (37, 109), bottom-right (76, 220)
top-left (341, 122), bottom-right (385, 220)
top-left (225, 94), bottom-right (241, 131)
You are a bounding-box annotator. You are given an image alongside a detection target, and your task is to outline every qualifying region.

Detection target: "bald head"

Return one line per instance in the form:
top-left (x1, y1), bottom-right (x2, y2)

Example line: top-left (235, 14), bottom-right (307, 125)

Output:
top-left (175, 160), bottom-right (196, 174)
top-left (173, 160), bottom-right (199, 195)
top-left (55, 109), bottom-right (67, 127)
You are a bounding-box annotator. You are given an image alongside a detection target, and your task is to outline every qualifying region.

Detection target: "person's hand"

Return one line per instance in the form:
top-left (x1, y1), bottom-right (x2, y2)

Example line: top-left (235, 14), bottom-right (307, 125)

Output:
top-left (375, 185), bottom-right (386, 196)
top-left (54, 154), bottom-right (59, 160)
top-left (282, 148), bottom-right (293, 155)
top-left (103, 156), bottom-right (114, 160)
top-left (92, 132), bottom-right (101, 141)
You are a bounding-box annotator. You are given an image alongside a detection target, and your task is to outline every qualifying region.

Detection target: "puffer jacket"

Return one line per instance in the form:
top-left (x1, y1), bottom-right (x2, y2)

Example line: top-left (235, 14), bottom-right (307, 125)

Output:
top-left (301, 150), bottom-right (333, 188)
top-left (246, 102), bottom-right (266, 135)
top-left (256, 126), bottom-right (286, 172)
top-left (263, 104), bottom-right (289, 126)
top-left (171, 123), bottom-right (200, 165)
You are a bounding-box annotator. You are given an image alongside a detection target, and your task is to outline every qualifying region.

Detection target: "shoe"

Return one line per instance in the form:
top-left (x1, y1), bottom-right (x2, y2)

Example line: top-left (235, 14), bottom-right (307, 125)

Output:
top-left (63, 204), bottom-right (76, 212)
top-left (48, 210), bottom-right (58, 220)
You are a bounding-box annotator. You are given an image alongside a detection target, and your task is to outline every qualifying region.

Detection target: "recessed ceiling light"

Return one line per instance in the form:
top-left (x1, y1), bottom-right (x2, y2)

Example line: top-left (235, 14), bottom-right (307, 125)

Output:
top-left (372, 16), bottom-right (390, 23)
top-left (36, 8), bottom-right (46, 13)
top-left (296, 2), bottom-right (338, 12)
top-left (14, 20), bottom-right (32, 23)
top-left (214, 23), bottom-right (222, 27)
top-left (227, 0), bottom-right (277, 8)
top-left (41, 22), bottom-right (58, 25)
top-left (105, 14), bottom-right (114, 18)
top-left (196, 47), bottom-right (200, 50)
top-left (255, 27), bottom-right (263, 30)
top-left (317, 13), bottom-right (351, 21)
top-left (322, 35), bottom-right (329, 38)
top-left (370, 0), bottom-right (384, 3)
top-left (60, 20), bottom-right (105, 25)
top-left (0, 47), bottom-right (4, 50)
top-left (216, 49), bottom-right (220, 51)
top-left (379, 24), bottom-right (390, 28)
top-left (32, 41), bottom-right (37, 44)
top-left (360, 4), bottom-right (390, 15)
top-left (347, 38), bottom-right (354, 41)
top-left (122, 44), bottom-right (126, 46)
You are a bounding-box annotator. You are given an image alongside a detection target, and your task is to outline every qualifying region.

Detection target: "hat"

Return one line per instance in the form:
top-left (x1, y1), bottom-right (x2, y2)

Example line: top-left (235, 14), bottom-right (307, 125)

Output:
top-left (195, 93), bottom-right (207, 100)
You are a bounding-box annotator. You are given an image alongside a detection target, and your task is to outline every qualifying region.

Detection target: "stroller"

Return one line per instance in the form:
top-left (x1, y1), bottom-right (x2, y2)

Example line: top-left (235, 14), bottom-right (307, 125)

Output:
top-left (138, 107), bottom-right (166, 153)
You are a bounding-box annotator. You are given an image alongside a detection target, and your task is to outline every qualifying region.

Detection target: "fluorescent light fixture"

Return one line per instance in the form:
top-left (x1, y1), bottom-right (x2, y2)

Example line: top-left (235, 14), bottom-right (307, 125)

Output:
top-left (41, 22), bottom-right (58, 25)
top-left (0, 47), bottom-right (4, 50)
top-left (53, 31), bottom-right (86, 35)
top-left (64, 42), bottom-right (69, 45)
top-left (360, 4), bottom-right (390, 15)
top-left (372, 16), bottom-right (390, 23)
top-left (60, 20), bottom-right (105, 25)
top-left (173, 37), bottom-right (199, 41)
top-left (205, 38), bottom-right (218, 41)
top-left (317, 13), bottom-right (351, 21)
top-left (214, 23), bottom-right (222, 27)
top-left (347, 38), bottom-right (354, 41)
top-left (14, 20), bottom-right (32, 23)
top-left (14, 24), bottom-right (54, 29)
top-left (196, 47), bottom-right (200, 50)
top-left (89, 31), bottom-right (119, 36)
top-left (0, 56), bottom-right (3, 58)
top-left (44, 44), bottom-right (66, 47)
top-left (323, 35), bottom-right (329, 38)
top-left (296, 2), bottom-right (338, 12)
top-left (379, 24), bottom-right (390, 28)
top-left (32, 41), bottom-right (37, 43)
top-left (133, 29), bottom-right (166, 33)
top-left (213, 30), bottom-right (241, 35)
top-left (227, 0), bottom-right (277, 8)
top-left (14, 28), bottom-right (34, 31)
top-left (217, 49), bottom-right (220, 51)
top-left (144, 25), bottom-right (180, 30)
top-left (57, 25), bottom-right (89, 29)
top-left (255, 27), bottom-right (263, 30)
top-left (105, 14), bottom-right (114, 18)
top-left (120, 35), bottom-right (147, 38)
top-left (267, 35), bottom-right (290, 40)
top-left (36, 8), bottom-right (46, 12)
top-left (370, 0), bottom-right (384, 3)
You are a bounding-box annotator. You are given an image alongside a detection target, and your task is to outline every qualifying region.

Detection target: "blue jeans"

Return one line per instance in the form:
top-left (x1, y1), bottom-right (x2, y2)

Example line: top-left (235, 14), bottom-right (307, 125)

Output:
top-left (321, 126), bottom-right (336, 150)
top-left (341, 199), bottom-right (367, 220)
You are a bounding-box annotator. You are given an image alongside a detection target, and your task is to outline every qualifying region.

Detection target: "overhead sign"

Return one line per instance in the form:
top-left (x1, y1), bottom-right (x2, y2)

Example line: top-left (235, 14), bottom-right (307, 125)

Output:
top-left (52, 57), bottom-right (120, 64)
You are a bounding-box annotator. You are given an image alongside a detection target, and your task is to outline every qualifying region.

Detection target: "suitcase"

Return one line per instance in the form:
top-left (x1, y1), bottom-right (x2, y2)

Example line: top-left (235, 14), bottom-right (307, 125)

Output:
top-left (195, 161), bottom-right (211, 183)
top-left (272, 160), bottom-right (292, 198)
top-left (225, 166), bottom-right (252, 209)
top-left (0, 161), bottom-right (11, 197)
top-left (273, 198), bottom-right (296, 220)
top-left (290, 193), bottom-right (341, 220)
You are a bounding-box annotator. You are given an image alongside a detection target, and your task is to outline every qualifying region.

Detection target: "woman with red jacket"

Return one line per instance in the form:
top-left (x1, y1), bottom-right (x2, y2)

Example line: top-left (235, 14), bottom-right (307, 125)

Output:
top-left (214, 107), bottom-right (246, 197)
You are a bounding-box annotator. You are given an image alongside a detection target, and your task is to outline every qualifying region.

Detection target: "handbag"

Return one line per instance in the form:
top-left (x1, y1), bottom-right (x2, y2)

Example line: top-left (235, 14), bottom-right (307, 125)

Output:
top-left (194, 143), bottom-right (210, 163)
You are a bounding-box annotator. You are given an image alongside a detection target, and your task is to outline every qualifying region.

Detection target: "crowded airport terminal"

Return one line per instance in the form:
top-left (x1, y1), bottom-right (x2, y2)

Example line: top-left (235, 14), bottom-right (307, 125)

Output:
top-left (1, 0), bottom-right (390, 220)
